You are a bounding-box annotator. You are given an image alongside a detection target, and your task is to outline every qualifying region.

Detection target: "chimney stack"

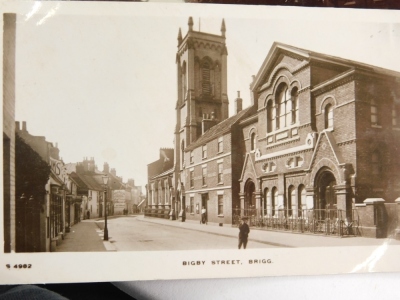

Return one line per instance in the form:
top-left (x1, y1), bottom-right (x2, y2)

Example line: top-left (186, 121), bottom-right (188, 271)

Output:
top-left (235, 91), bottom-right (243, 114)
top-left (250, 75), bottom-right (256, 105)
top-left (22, 121), bottom-right (27, 131)
top-left (103, 162), bottom-right (110, 173)
top-left (202, 116), bottom-right (216, 135)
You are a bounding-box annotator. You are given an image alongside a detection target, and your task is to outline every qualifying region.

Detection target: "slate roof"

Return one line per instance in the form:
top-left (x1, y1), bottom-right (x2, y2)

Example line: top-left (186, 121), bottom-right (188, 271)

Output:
top-left (185, 105), bottom-right (256, 151)
top-left (252, 42), bottom-right (400, 91)
top-left (151, 167), bottom-right (174, 180)
top-left (70, 172), bottom-right (104, 192)
top-left (107, 172), bottom-right (126, 190)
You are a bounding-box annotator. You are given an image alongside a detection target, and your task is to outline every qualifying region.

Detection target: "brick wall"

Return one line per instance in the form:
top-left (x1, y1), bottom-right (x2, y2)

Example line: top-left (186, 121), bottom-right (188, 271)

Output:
top-left (184, 132), bottom-right (235, 223)
top-left (354, 77), bottom-right (400, 202)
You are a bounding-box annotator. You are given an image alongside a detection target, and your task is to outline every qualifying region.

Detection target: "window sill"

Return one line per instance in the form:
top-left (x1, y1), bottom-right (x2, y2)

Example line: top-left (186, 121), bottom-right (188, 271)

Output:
top-left (218, 214), bottom-right (224, 218)
top-left (392, 127), bottom-right (400, 131)
top-left (218, 182), bottom-right (224, 185)
top-left (371, 124), bottom-right (382, 129)
top-left (202, 185), bottom-right (207, 188)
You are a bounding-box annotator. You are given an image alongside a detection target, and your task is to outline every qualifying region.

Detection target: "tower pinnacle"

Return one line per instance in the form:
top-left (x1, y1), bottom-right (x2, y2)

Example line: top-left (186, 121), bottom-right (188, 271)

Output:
top-left (221, 19), bottom-right (226, 37)
top-left (188, 16), bottom-right (194, 32)
top-left (177, 28), bottom-right (182, 46)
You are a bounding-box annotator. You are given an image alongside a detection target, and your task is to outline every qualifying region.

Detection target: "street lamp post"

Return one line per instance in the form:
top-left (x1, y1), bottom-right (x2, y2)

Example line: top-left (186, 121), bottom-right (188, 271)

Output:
top-left (102, 175), bottom-right (109, 241)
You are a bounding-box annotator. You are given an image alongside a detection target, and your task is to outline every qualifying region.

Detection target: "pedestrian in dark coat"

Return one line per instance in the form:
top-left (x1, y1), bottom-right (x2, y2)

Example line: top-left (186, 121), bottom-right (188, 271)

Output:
top-left (238, 217), bottom-right (250, 249)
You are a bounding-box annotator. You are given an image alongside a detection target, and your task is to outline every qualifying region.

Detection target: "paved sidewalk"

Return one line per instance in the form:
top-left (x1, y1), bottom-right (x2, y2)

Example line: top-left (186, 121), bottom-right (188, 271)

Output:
top-left (56, 220), bottom-right (113, 252)
top-left (137, 215), bottom-right (400, 248)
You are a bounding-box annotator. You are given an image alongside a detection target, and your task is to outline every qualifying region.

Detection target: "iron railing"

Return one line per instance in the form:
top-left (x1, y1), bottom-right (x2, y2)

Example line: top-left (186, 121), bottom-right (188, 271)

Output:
top-left (232, 208), bottom-right (359, 237)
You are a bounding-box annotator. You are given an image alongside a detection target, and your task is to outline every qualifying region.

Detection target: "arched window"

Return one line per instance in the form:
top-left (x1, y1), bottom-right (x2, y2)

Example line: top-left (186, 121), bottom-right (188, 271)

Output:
top-left (325, 104), bottom-right (333, 129)
top-left (291, 88), bottom-right (298, 124)
top-left (263, 188), bottom-right (268, 216)
top-left (371, 99), bottom-right (380, 126)
top-left (298, 185), bottom-right (306, 217)
top-left (181, 140), bottom-right (185, 169)
top-left (202, 60), bottom-right (211, 95)
top-left (250, 132), bottom-right (256, 151)
top-left (287, 186), bottom-right (294, 217)
top-left (266, 100), bottom-right (273, 133)
top-left (276, 84), bottom-right (291, 129)
top-left (272, 187), bottom-right (278, 216)
top-left (182, 61), bottom-right (187, 100)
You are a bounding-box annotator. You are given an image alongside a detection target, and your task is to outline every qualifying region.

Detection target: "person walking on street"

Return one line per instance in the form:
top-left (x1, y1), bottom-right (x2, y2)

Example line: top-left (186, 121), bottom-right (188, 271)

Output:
top-left (201, 206), bottom-right (207, 224)
top-left (238, 217), bottom-right (250, 249)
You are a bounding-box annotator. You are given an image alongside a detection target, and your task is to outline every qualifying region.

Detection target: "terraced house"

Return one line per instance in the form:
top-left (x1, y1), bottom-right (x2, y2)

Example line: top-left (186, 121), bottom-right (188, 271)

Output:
top-left (146, 17), bottom-right (400, 238)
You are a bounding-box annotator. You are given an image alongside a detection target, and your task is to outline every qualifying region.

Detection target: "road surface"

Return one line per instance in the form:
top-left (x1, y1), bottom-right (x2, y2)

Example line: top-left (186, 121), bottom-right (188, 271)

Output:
top-left (103, 216), bottom-right (277, 251)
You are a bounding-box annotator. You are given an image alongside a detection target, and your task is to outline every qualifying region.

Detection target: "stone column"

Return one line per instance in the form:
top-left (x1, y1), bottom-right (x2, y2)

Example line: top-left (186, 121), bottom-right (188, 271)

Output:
top-left (255, 192), bottom-right (261, 211)
top-left (239, 193), bottom-right (245, 215)
top-left (334, 184), bottom-right (349, 218)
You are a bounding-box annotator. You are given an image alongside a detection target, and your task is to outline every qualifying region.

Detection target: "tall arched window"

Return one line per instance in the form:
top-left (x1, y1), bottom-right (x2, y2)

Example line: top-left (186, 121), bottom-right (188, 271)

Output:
top-left (267, 100), bottom-right (273, 133)
top-left (250, 132), bottom-right (256, 151)
top-left (287, 186), bottom-right (294, 217)
top-left (276, 84), bottom-right (290, 129)
top-left (325, 104), bottom-right (333, 129)
top-left (272, 187), bottom-right (278, 216)
top-left (298, 185), bottom-right (306, 217)
top-left (202, 60), bottom-right (211, 95)
top-left (182, 61), bottom-right (187, 100)
top-left (263, 188), bottom-right (268, 216)
top-left (291, 88), bottom-right (298, 124)
top-left (181, 140), bottom-right (185, 169)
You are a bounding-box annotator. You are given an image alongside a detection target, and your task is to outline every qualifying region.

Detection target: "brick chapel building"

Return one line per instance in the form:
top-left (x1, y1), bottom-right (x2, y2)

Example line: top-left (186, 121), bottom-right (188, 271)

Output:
top-left (146, 17), bottom-right (400, 238)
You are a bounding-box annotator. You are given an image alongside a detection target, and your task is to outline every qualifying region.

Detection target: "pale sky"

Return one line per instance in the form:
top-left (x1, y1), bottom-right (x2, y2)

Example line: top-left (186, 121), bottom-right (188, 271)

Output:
top-left (4, 1), bottom-right (400, 187)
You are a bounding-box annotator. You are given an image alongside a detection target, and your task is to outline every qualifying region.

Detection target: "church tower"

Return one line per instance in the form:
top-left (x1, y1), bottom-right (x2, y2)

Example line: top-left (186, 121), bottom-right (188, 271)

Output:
top-left (175, 17), bottom-right (229, 155)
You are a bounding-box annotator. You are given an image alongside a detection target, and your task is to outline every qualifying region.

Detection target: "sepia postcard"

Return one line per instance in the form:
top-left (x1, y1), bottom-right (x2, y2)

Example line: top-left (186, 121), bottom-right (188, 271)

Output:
top-left (1, 0), bottom-right (400, 284)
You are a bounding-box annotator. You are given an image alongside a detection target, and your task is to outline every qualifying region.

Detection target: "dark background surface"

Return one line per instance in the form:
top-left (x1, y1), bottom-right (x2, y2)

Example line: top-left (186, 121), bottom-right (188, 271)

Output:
top-left (0, 283), bottom-right (135, 300)
top-left (38, 283), bottom-right (135, 300)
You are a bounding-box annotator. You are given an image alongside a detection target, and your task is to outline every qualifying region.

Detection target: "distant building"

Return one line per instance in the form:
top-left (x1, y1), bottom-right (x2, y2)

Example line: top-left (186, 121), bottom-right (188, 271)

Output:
top-left (146, 149), bottom-right (174, 219)
top-left (103, 162), bottom-right (126, 215)
top-left (126, 179), bottom-right (143, 214)
top-left (16, 121), bottom-right (69, 252)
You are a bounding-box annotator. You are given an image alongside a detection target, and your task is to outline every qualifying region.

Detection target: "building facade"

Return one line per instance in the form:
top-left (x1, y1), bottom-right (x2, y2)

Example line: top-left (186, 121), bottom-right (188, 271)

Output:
top-left (147, 18), bottom-right (400, 238)
top-left (16, 121), bottom-right (69, 252)
top-left (239, 42), bottom-right (400, 236)
top-left (146, 149), bottom-right (174, 219)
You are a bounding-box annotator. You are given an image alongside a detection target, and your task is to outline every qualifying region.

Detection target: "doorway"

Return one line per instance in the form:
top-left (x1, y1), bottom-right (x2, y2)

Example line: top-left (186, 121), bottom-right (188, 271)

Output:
top-left (315, 170), bottom-right (337, 219)
top-left (244, 180), bottom-right (256, 214)
top-left (201, 193), bottom-right (208, 222)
